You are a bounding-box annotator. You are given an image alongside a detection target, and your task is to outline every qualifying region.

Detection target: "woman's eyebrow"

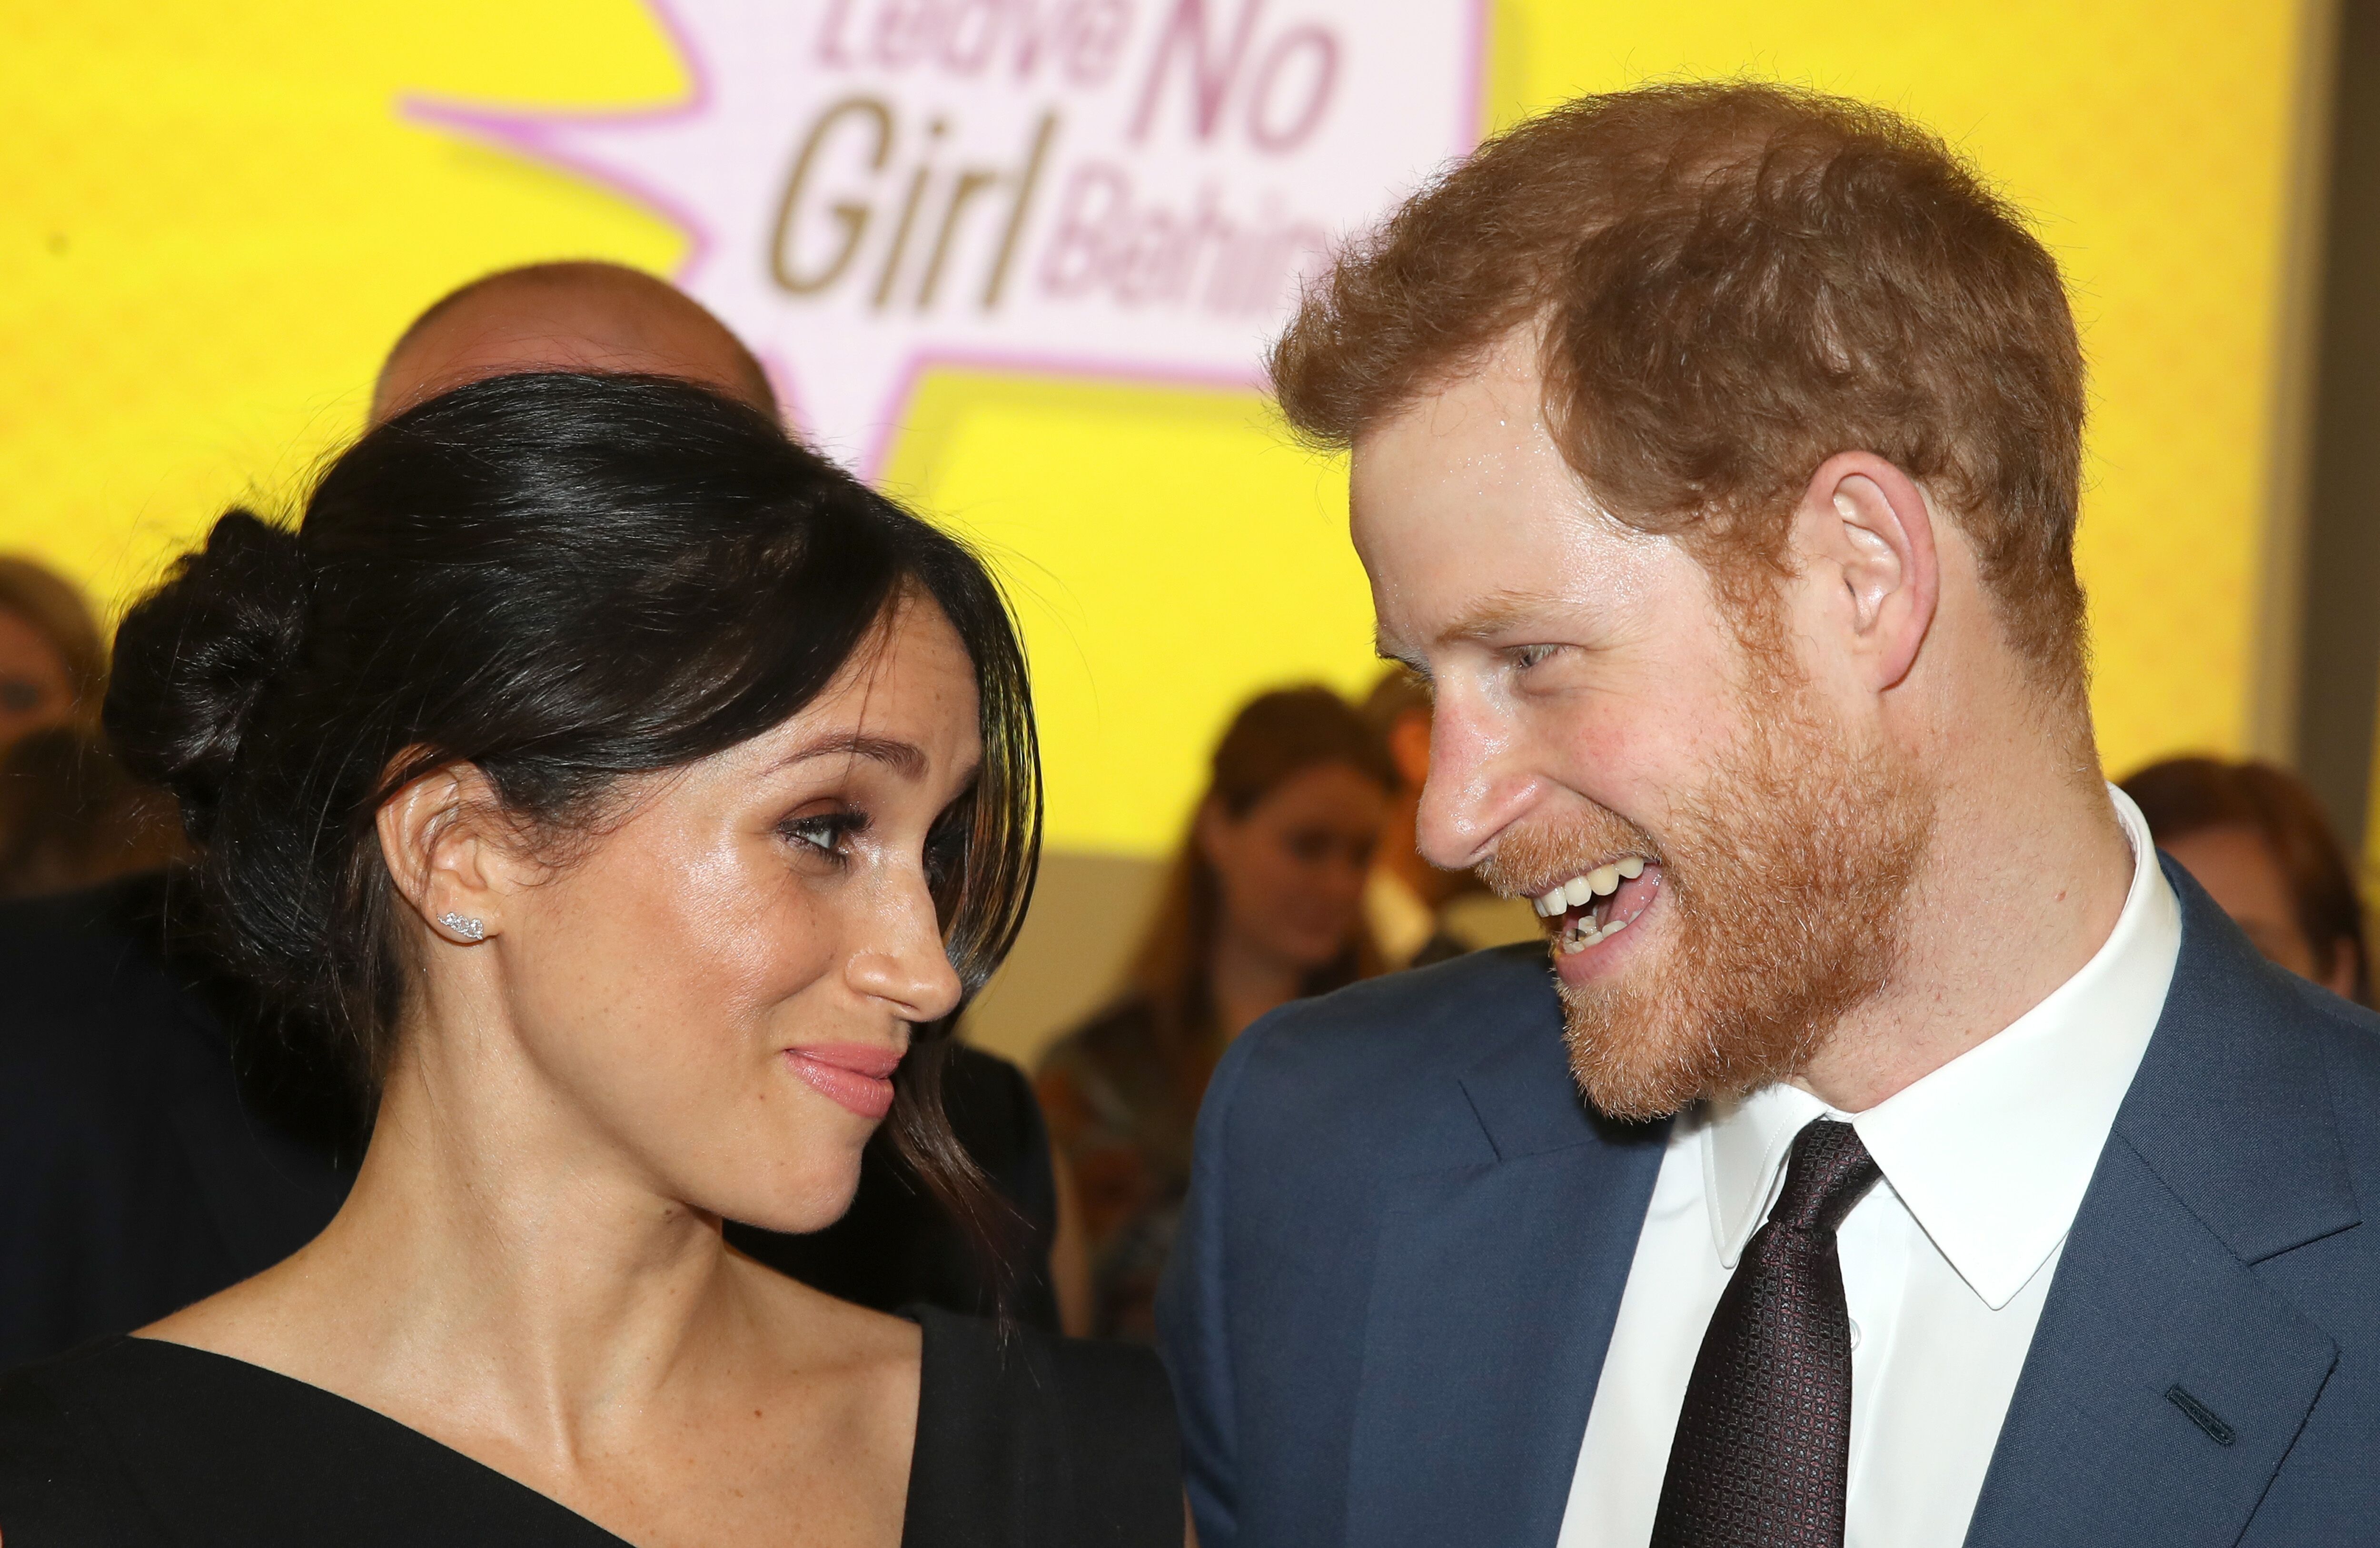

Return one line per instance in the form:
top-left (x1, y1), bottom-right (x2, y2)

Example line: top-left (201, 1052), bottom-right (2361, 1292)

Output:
top-left (782, 732), bottom-right (928, 778)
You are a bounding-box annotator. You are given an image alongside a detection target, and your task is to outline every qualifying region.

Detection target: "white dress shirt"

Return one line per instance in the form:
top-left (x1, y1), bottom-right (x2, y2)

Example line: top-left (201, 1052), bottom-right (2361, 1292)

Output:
top-left (1556, 787), bottom-right (2182, 1548)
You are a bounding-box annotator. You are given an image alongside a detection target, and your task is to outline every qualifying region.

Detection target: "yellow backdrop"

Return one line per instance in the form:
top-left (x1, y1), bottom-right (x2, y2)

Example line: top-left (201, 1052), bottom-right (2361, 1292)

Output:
top-left (0, 1), bottom-right (2317, 857)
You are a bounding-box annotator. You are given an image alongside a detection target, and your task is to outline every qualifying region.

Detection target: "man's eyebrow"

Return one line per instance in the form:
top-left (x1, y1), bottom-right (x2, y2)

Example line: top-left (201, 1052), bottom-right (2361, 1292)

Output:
top-left (1436, 587), bottom-right (1567, 644)
top-left (1374, 587), bottom-right (1568, 673)
top-left (782, 732), bottom-right (928, 778)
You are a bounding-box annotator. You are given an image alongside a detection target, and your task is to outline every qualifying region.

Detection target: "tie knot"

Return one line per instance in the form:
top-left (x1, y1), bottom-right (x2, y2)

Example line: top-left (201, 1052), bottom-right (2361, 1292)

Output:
top-left (1768, 1119), bottom-right (1880, 1237)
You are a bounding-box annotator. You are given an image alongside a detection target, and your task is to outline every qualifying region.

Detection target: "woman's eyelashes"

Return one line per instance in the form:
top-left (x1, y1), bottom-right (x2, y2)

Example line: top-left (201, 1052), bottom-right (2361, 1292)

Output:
top-left (779, 792), bottom-right (970, 890)
top-left (780, 807), bottom-right (868, 865)
top-left (922, 810), bottom-right (968, 890)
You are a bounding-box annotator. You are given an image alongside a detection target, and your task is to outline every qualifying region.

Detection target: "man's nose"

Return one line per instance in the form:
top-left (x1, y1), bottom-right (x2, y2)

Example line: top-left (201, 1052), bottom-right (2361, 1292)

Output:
top-left (1415, 697), bottom-right (1537, 871)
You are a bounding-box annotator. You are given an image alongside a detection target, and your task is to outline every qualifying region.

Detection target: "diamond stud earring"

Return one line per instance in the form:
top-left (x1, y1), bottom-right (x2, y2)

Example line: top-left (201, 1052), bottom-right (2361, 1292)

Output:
top-left (437, 912), bottom-right (486, 943)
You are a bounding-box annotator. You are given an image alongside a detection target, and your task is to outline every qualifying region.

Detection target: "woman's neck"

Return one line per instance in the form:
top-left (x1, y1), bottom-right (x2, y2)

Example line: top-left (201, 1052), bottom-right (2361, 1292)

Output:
top-left (1207, 921), bottom-right (1306, 1041)
top-left (164, 1007), bottom-right (760, 1469)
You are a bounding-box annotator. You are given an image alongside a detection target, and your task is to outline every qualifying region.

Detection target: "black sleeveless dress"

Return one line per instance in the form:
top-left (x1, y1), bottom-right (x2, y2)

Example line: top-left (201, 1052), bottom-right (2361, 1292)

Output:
top-left (0, 1308), bottom-right (1180, 1546)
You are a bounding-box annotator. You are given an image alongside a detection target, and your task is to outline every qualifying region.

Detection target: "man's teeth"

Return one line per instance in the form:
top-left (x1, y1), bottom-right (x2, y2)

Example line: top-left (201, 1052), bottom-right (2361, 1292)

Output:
top-left (1533, 858), bottom-right (1651, 949)
top-left (1532, 860), bottom-right (1642, 917)
top-left (1560, 916), bottom-right (1629, 954)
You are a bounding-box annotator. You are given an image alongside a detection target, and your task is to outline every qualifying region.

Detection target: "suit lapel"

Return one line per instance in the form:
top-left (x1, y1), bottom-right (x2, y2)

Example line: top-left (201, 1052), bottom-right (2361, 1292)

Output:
top-left (1343, 1023), bottom-right (1668, 1548)
top-left (1962, 1135), bottom-right (2340, 1548)
top-left (1964, 866), bottom-right (2358, 1548)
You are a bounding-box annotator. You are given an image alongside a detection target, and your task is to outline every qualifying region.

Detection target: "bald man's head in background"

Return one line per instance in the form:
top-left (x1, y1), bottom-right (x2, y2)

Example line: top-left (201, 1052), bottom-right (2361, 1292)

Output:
top-left (370, 261), bottom-right (777, 424)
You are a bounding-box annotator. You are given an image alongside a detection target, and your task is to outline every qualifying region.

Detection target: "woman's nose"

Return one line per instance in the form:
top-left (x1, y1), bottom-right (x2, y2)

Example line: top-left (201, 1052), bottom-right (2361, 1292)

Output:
top-left (844, 879), bottom-right (965, 1025)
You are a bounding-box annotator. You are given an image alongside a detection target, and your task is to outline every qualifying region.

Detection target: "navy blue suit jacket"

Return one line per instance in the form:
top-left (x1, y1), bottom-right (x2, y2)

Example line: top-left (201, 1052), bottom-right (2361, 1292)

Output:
top-left (1159, 861), bottom-right (2380, 1547)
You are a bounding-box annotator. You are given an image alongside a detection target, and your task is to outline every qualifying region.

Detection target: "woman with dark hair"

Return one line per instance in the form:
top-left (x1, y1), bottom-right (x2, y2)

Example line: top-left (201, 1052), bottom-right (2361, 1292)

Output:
top-left (0, 375), bottom-right (1181, 1545)
top-left (1038, 686), bottom-right (1395, 1340)
top-left (2121, 755), bottom-right (2369, 1006)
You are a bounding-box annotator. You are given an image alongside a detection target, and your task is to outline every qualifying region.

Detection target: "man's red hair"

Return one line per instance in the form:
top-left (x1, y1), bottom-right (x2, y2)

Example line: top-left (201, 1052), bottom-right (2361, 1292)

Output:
top-left (1271, 82), bottom-right (2089, 691)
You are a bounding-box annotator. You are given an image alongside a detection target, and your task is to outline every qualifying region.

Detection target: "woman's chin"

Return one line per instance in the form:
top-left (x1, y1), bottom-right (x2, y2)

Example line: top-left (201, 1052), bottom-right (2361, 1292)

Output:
top-left (702, 1159), bottom-right (866, 1239)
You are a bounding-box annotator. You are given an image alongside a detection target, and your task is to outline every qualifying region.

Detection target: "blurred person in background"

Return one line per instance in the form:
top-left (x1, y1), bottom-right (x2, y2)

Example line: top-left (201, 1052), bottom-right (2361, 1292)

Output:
top-left (368, 259), bottom-right (777, 424)
top-left (0, 556), bottom-right (185, 899)
top-left (0, 556), bottom-right (106, 749)
top-left (1038, 685), bottom-right (1394, 1340)
top-left (0, 262), bottom-right (1061, 1374)
top-left (2121, 755), bottom-right (2369, 1005)
top-left (0, 726), bottom-right (185, 899)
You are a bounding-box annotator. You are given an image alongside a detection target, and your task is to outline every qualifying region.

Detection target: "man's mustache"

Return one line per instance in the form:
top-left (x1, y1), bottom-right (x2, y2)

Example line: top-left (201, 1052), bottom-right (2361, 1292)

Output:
top-left (1476, 808), bottom-right (1665, 900)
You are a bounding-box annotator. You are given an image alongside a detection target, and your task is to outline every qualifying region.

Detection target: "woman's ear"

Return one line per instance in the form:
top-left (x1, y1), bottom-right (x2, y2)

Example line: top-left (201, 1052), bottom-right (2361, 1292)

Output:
top-left (375, 762), bottom-right (515, 946)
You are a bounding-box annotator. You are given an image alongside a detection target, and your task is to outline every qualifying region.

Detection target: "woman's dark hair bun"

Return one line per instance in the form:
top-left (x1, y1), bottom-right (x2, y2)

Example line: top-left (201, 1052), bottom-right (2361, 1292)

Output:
top-left (106, 506), bottom-right (309, 839)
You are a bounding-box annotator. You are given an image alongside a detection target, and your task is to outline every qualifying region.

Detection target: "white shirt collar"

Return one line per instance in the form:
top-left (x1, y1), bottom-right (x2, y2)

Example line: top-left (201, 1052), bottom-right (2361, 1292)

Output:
top-left (1696, 786), bottom-right (2181, 1310)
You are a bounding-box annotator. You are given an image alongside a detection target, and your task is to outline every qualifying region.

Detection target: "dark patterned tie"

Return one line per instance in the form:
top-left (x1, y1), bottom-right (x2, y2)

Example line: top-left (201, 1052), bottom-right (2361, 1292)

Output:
top-left (1650, 1118), bottom-right (1883, 1548)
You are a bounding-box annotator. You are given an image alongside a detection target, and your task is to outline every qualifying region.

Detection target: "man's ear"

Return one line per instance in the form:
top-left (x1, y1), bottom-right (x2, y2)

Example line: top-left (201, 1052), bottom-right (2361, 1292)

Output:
top-left (1796, 451), bottom-right (1939, 692)
top-left (375, 761), bottom-right (514, 945)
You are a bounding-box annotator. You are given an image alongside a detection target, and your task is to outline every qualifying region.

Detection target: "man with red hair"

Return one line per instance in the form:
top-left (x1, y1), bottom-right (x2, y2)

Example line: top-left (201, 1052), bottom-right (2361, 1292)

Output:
top-left (1160, 83), bottom-right (2380, 1548)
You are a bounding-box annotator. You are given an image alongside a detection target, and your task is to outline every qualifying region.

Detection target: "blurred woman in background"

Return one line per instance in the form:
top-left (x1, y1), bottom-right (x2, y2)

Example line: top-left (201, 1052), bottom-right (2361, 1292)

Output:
top-left (0, 556), bottom-right (106, 750)
top-left (2122, 755), bottom-right (2369, 1006)
top-left (1039, 686), bottom-right (1395, 1340)
top-left (0, 556), bottom-right (184, 898)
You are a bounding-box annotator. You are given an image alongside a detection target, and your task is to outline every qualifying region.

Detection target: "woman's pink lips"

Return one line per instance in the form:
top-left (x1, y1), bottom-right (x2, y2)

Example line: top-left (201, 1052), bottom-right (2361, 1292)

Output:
top-left (783, 1043), bottom-right (904, 1121)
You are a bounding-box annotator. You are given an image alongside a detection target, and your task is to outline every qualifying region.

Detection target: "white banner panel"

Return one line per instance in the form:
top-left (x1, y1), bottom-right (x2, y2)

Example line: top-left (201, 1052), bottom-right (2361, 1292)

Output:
top-left (414, 0), bottom-right (1485, 468)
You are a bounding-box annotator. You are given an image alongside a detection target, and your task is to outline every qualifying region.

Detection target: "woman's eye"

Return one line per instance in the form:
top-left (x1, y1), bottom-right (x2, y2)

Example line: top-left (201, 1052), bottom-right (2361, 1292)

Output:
top-left (1286, 830), bottom-right (1332, 863)
top-left (782, 811), bottom-right (864, 860)
top-left (923, 824), bottom-right (966, 890)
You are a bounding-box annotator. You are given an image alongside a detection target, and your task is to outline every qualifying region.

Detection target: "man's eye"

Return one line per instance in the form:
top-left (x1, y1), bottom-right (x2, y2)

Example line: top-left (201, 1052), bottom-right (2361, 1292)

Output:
top-left (1510, 644), bottom-right (1561, 671)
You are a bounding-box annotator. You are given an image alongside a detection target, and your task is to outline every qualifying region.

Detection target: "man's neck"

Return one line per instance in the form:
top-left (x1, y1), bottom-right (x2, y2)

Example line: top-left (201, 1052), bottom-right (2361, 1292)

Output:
top-left (1797, 743), bottom-right (2135, 1113)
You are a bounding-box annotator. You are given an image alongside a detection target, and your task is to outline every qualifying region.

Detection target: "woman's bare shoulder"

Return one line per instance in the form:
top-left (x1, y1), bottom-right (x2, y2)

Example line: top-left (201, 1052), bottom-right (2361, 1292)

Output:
top-left (132, 1250), bottom-right (320, 1370)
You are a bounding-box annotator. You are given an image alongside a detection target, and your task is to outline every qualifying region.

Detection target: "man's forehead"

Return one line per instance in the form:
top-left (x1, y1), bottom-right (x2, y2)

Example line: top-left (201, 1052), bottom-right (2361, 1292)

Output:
top-left (1354, 346), bottom-right (1553, 489)
top-left (1361, 494), bottom-right (1677, 687)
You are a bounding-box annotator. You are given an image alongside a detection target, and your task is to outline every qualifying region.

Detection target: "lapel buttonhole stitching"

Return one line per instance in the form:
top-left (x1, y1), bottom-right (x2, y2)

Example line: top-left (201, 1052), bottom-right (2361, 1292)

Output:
top-left (2165, 1383), bottom-right (2238, 1446)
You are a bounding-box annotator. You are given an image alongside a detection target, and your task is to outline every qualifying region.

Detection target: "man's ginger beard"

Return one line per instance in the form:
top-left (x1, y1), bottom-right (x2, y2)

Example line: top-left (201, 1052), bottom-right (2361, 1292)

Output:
top-left (1482, 634), bottom-right (1934, 1122)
